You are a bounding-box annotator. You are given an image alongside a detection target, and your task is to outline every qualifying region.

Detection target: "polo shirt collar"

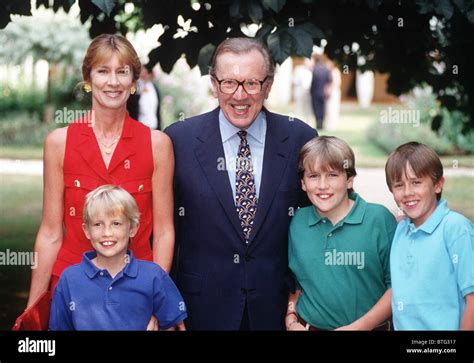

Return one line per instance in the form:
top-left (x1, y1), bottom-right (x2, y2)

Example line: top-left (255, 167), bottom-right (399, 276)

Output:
top-left (219, 109), bottom-right (266, 144)
top-left (81, 250), bottom-right (138, 279)
top-left (307, 192), bottom-right (366, 226)
top-left (411, 199), bottom-right (449, 234)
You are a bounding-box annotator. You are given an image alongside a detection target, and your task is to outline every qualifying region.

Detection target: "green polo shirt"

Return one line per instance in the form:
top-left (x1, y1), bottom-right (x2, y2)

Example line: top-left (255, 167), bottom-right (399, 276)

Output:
top-left (288, 193), bottom-right (396, 329)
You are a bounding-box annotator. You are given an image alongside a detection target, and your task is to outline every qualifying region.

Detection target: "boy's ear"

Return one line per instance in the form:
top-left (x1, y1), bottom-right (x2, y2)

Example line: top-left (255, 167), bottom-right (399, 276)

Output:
top-left (434, 176), bottom-right (445, 194)
top-left (129, 222), bottom-right (139, 238)
top-left (82, 223), bottom-right (91, 240)
top-left (347, 175), bottom-right (355, 190)
top-left (301, 178), bottom-right (307, 192)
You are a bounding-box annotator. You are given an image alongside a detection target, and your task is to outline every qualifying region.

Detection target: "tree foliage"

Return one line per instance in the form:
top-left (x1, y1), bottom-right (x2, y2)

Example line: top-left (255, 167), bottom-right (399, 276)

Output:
top-left (0, 6), bottom-right (89, 66)
top-left (1, 0), bottom-right (473, 131)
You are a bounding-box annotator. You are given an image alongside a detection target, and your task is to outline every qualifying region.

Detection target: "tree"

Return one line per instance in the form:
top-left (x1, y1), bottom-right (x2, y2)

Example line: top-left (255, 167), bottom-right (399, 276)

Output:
top-left (1, 0), bottom-right (473, 131)
top-left (0, 5), bottom-right (90, 122)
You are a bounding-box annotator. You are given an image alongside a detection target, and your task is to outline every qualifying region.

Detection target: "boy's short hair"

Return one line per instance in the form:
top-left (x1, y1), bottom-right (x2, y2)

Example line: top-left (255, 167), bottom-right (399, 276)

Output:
top-left (298, 136), bottom-right (357, 194)
top-left (385, 142), bottom-right (444, 200)
top-left (83, 185), bottom-right (140, 226)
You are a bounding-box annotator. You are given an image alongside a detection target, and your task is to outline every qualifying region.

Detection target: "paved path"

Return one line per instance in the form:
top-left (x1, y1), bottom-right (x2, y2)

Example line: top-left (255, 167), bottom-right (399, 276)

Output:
top-left (0, 159), bottom-right (43, 175)
top-left (1, 159), bottom-right (472, 215)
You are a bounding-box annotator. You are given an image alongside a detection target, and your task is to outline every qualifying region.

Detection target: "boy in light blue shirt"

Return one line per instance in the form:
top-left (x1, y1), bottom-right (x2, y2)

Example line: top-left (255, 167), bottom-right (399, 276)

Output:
top-left (385, 142), bottom-right (474, 330)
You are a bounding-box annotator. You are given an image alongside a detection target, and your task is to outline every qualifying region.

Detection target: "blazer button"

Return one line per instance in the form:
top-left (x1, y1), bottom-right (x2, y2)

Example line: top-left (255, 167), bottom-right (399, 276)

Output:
top-left (74, 179), bottom-right (80, 187)
top-left (138, 184), bottom-right (144, 192)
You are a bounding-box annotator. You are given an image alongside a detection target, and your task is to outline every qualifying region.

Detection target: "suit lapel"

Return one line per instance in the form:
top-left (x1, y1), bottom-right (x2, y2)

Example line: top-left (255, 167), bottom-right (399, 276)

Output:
top-left (194, 108), bottom-right (244, 240)
top-left (247, 109), bottom-right (290, 248)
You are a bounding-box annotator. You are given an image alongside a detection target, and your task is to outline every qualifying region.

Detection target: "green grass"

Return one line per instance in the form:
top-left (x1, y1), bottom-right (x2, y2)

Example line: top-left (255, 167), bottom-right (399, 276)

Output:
top-left (0, 175), bottom-right (42, 329)
top-left (443, 176), bottom-right (474, 221)
top-left (0, 145), bottom-right (43, 160)
top-left (319, 105), bottom-right (387, 167)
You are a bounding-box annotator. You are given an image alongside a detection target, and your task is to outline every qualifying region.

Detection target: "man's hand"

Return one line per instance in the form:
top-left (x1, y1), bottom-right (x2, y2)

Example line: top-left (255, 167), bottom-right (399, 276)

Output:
top-left (164, 321), bottom-right (186, 331)
top-left (287, 321), bottom-right (307, 331)
top-left (175, 321), bottom-right (186, 330)
top-left (146, 315), bottom-right (159, 331)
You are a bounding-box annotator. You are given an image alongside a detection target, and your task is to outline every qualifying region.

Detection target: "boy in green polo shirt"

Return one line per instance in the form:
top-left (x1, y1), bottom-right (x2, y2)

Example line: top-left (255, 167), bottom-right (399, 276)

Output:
top-left (286, 136), bottom-right (396, 331)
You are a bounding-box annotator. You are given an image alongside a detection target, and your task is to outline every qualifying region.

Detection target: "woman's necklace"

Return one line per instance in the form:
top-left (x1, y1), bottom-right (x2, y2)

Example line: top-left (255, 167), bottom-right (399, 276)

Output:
top-left (97, 134), bottom-right (120, 155)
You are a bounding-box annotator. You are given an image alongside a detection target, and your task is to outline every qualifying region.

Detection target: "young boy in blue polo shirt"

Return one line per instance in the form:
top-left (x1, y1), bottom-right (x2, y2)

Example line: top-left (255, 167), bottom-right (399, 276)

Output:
top-left (385, 142), bottom-right (474, 330)
top-left (49, 185), bottom-right (187, 330)
top-left (286, 136), bottom-right (397, 331)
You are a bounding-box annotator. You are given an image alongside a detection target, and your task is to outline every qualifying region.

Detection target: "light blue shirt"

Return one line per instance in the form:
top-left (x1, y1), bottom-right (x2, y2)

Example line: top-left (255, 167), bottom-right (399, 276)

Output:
top-left (219, 110), bottom-right (266, 200)
top-left (390, 199), bottom-right (474, 330)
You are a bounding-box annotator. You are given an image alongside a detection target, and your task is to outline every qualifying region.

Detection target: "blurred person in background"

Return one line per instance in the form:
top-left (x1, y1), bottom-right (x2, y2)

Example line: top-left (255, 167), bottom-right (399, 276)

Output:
top-left (324, 59), bottom-right (341, 131)
top-left (127, 63), bottom-right (162, 130)
top-left (310, 53), bottom-right (332, 130)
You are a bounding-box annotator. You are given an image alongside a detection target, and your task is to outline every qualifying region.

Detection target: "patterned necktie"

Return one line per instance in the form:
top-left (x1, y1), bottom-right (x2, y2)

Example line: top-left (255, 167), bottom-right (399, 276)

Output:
top-left (235, 130), bottom-right (258, 242)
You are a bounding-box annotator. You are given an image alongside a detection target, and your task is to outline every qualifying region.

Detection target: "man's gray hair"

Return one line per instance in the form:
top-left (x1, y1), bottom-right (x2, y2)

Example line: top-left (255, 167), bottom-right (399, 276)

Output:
top-left (210, 37), bottom-right (275, 79)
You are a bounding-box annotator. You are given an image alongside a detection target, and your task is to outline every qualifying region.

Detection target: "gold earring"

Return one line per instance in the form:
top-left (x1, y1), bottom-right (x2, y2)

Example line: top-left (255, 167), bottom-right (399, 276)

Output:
top-left (84, 83), bottom-right (92, 93)
top-left (130, 85), bottom-right (136, 95)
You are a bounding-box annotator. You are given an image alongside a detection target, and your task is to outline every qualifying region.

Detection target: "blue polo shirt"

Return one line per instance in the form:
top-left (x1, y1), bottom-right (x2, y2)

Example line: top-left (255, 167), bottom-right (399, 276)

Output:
top-left (391, 199), bottom-right (474, 330)
top-left (49, 251), bottom-right (187, 330)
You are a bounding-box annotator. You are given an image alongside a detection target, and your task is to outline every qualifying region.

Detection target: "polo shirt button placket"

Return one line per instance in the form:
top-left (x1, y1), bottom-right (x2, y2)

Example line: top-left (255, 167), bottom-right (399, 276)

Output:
top-left (408, 225), bottom-right (415, 244)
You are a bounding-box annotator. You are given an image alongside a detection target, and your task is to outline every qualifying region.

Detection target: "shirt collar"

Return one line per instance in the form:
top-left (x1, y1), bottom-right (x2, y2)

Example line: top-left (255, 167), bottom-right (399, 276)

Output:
top-left (81, 249), bottom-right (138, 279)
top-left (409, 199), bottom-right (449, 234)
top-left (307, 192), bottom-right (366, 226)
top-left (219, 109), bottom-right (266, 144)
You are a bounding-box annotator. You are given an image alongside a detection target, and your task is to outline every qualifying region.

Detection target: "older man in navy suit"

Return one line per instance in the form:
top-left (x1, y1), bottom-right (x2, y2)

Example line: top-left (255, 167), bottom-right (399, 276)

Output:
top-left (165, 38), bottom-right (316, 330)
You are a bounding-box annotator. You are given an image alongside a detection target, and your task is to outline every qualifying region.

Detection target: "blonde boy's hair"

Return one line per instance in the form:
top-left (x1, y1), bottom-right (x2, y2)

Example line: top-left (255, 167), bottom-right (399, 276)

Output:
top-left (385, 141), bottom-right (444, 200)
top-left (83, 185), bottom-right (140, 226)
top-left (298, 136), bottom-right (357, 194)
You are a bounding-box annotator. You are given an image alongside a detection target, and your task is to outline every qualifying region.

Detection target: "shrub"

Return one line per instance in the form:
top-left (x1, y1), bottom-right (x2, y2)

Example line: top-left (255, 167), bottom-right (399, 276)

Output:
top-left (367, 120), bottom-right (457, 156)
top-left (400, 88), bottom-right (474, 154)
top-left (0, 85), bottom-right (45, 118)
top-left (0, 112), bottom-right (56, 146)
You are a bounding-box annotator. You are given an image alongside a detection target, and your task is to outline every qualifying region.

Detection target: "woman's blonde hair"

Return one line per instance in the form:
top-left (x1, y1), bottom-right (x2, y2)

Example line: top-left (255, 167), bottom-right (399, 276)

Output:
top-left (82, 34), bottom-right (141, 83)
top-left (83, 185), bottom-right (139, 227)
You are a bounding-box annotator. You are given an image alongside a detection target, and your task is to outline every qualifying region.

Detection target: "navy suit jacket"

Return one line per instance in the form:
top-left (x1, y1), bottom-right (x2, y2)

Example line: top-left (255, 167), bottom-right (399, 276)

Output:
top-left (165, 107), bottom-right (316, 330)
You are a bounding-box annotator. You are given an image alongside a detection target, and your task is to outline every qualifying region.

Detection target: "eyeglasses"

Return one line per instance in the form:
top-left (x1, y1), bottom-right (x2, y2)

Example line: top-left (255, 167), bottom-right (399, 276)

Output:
top-left (212, 76), bottom-right (269, 95)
